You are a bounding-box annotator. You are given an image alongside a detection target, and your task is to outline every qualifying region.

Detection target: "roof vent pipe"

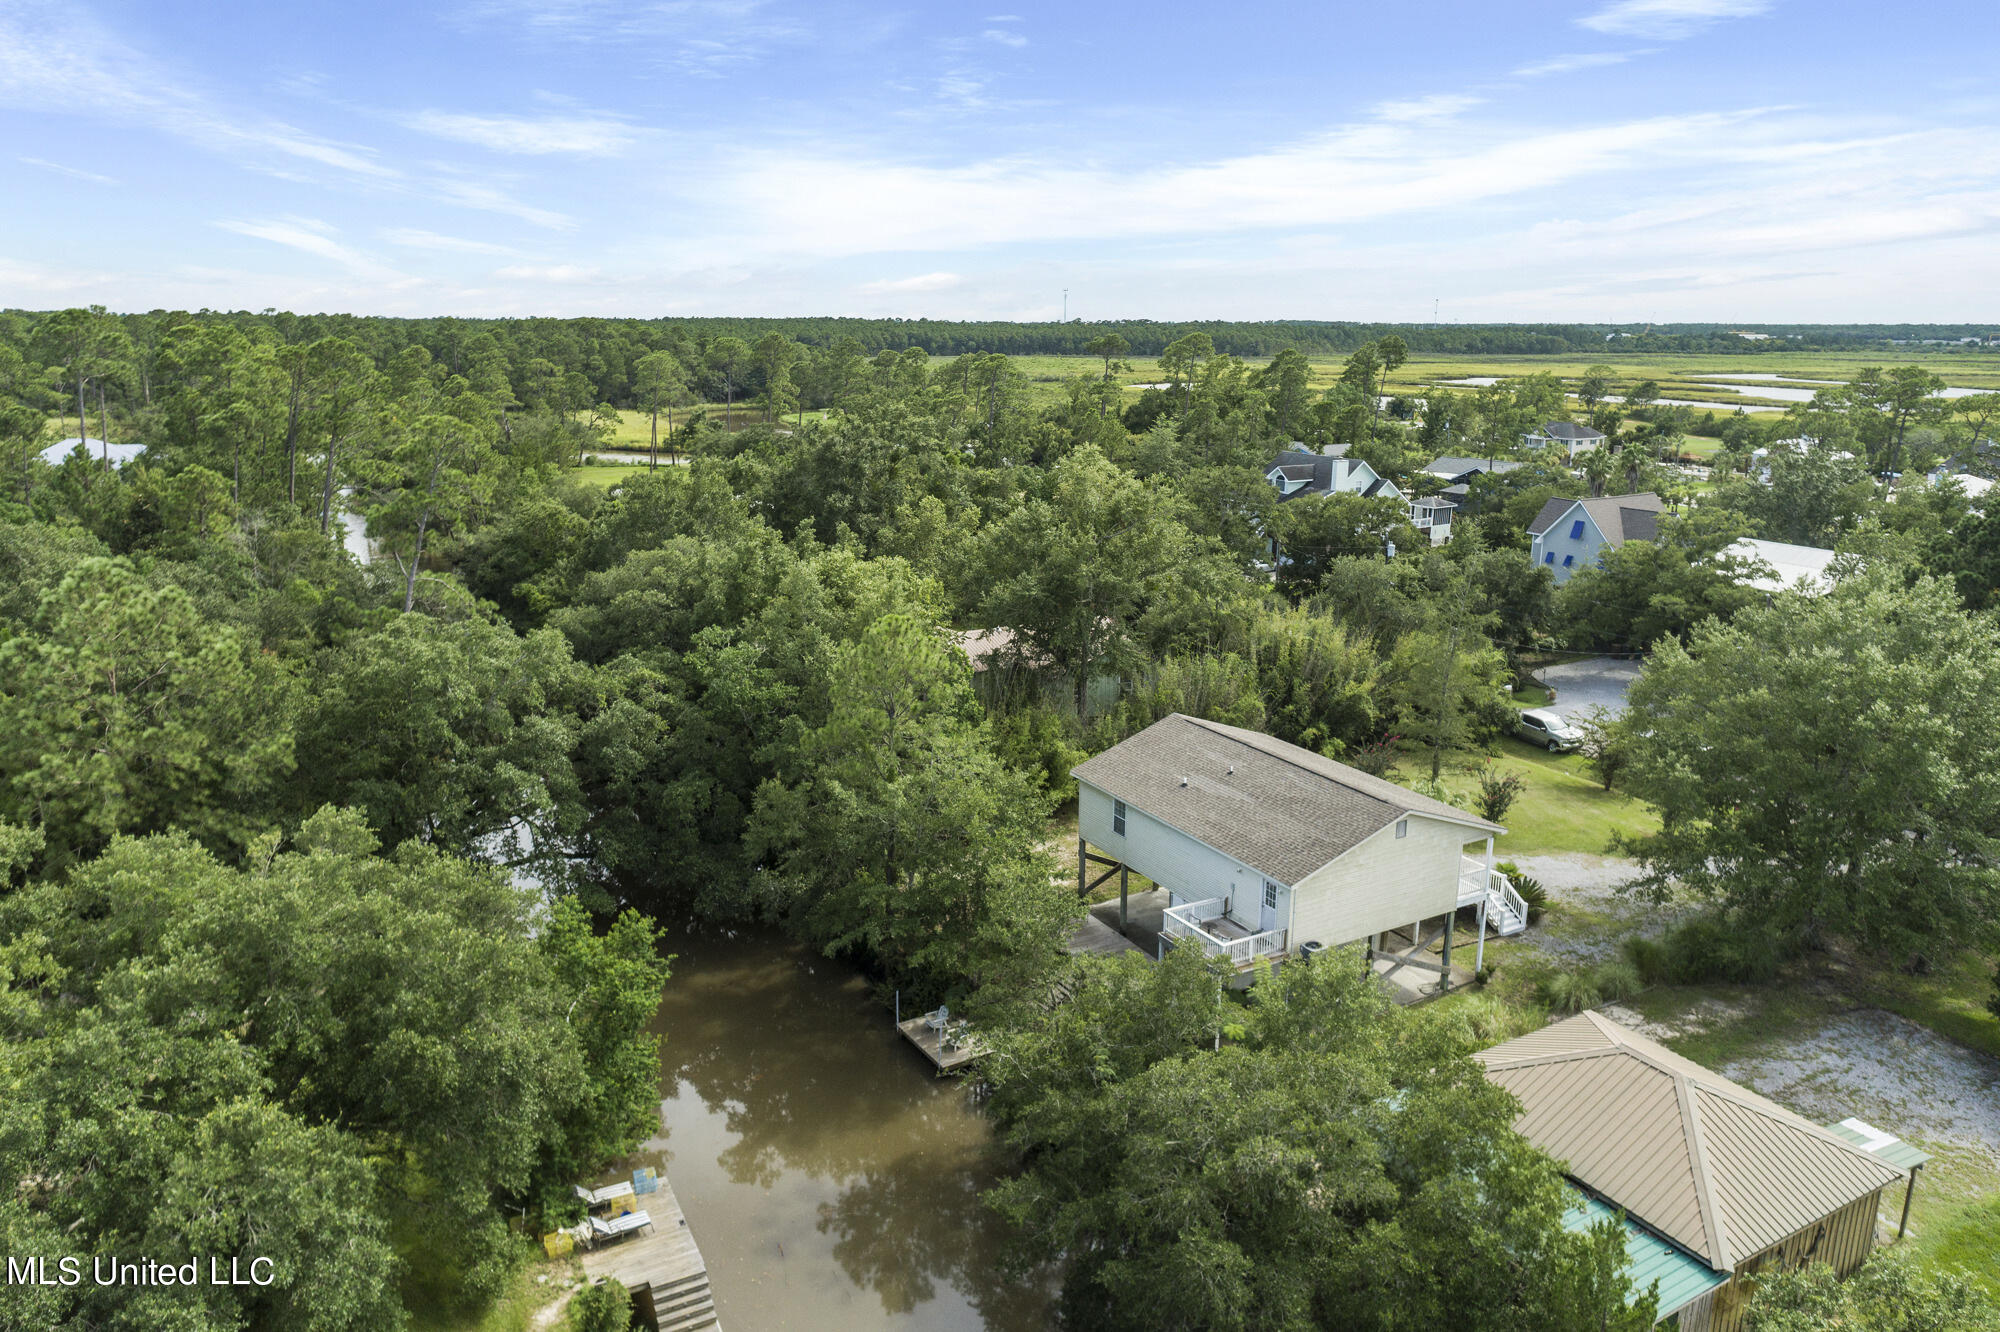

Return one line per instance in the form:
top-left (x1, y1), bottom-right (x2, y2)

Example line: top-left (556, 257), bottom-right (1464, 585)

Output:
top-left (1180, 775), bottom-right (1189, 787)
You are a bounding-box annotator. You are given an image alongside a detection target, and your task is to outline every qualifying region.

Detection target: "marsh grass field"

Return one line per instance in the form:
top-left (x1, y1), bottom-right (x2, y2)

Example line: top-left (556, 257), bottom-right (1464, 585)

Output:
top-left (987, 349), bottom-right (2000, 418)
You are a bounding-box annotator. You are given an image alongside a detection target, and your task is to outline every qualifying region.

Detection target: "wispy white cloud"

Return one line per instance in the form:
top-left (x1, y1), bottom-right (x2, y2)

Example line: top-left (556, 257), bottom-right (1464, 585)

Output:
top-left (496, 262), bottom-right (605, 282)
top-left (1513, 50), bottom-right (1651, 77)
top-left (1579, 0), bottom-right (1770, 40)
top-left (0, 1), bottom-right (395, 179)
top-left (18, 156), bottom-right (116, 184)
top-left (700, 107), bottom-right (1769, 260)
top-left (406, 109), bottom-right (638, 156)
top-left (981, 28), bottom-right (1026, 48)
top-left (217, 217), bottom-right (401, 278)
top-left (1371, 93), bottom-right (1483, 123)
top-left (380, 227), bottom-right (522, 256)
top-left (455, 0), bottom-right (806, 74)
top-left (431, 179), bottom-right (577, 230)
top-left (858, 271), bottom-right (962, 293)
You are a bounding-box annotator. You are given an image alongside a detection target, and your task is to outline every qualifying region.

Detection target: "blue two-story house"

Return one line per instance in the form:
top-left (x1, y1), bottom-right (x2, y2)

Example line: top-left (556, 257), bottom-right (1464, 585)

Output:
top-left (1527, 493), bottom-right (1664, 585)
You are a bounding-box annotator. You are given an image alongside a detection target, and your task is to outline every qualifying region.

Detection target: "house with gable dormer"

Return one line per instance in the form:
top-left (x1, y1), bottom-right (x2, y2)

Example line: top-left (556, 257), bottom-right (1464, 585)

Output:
top-left (1527, 492), bottom-right (1664, 584)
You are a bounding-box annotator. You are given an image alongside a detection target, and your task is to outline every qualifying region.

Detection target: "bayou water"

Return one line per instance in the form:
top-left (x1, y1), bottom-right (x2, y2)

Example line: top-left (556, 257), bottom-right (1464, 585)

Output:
top-left (616, 928), bottom-right (1055, 1330)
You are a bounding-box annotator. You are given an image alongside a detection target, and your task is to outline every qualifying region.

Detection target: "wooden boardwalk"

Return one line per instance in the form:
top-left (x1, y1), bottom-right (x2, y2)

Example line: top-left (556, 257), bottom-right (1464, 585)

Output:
top-left (581, 1172), bottom-right (719, 1332)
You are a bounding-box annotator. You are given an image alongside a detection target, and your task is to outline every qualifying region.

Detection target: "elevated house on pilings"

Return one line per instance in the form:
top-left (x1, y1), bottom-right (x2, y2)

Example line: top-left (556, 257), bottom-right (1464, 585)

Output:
top-left (1069, 715), bottom-right (1528, 989)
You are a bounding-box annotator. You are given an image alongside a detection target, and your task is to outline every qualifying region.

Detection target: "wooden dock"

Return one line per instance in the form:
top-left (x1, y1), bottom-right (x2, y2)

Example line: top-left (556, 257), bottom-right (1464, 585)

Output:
top-left (581, 1171), bottom-right (718, 1332)
top-left (897, 1015), bottom-right (986, 1072)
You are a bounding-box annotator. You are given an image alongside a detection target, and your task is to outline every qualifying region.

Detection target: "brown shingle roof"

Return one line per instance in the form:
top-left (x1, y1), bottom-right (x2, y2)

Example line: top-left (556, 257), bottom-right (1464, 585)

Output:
top-left (1476, 1013), bottom-right (1906, 1270)
top-left (1069, 715), bottom-right (1500, 886)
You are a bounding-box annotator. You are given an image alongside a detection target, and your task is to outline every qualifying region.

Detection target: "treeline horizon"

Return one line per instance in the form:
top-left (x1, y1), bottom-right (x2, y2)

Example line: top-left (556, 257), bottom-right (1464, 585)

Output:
top-left (7, 308), bottom-right (1999, 362)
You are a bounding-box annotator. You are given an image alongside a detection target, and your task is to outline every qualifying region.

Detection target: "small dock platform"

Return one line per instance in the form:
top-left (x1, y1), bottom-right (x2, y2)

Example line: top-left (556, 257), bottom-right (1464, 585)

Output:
top-left (897, 1015), bottom-right (986, 1072)
top-left (581, 1171), bottom-right (719, 1332)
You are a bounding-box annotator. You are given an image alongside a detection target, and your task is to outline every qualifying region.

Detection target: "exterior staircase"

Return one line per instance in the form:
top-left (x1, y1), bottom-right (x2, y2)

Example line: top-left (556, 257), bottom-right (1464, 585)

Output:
top-left (1460, 856), bottom-right (1529, 937)
top-left (652, 1270), bottom-right (719, 1332)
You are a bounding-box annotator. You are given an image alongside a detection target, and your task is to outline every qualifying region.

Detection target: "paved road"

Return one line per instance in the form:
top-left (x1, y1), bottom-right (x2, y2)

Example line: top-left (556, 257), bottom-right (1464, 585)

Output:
top-left (1539, 656), bottom-right (1642, 722)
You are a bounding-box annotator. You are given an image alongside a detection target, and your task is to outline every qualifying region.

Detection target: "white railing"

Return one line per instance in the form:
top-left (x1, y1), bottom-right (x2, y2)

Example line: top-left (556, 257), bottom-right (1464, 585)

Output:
top-left (1162, 898), bottom-right (1289, 968)
top-left (1458, 856), bottom-right (1528, 924)
top-left (1457, 855), bottom-right (1492, 906)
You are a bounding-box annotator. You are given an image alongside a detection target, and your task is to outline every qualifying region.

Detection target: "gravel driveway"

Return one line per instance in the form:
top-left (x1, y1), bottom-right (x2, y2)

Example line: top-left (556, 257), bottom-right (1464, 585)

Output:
top-left (1539, 656), bottom-right (1643, 723)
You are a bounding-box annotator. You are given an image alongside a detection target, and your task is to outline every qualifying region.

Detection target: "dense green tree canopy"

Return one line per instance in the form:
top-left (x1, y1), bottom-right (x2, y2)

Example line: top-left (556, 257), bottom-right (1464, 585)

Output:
top-left (985, 948), bottom-right (1655, 1332)
top-left (1618, 564), bottom-right (2000, 955)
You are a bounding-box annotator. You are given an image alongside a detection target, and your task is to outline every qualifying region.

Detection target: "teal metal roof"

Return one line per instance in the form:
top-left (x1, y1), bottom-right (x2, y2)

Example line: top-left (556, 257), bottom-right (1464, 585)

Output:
top-left (1564, 1196), bottom-right (1729, 1320)
top-left (1822, 1117), bottom-right (1930, 1172)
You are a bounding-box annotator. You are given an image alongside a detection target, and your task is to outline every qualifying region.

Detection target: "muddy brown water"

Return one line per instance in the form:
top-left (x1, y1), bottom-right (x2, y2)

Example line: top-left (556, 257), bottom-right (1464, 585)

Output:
top-left (613, 927), bottom-right (1055, 1330)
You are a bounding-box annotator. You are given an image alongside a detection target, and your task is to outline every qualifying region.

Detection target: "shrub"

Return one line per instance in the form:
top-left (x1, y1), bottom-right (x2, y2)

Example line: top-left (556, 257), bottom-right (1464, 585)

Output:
top-left (988, 705), bottom-right (1086, 799)
top-left (1495, 862), bottom-right (1547, 924)
top-left (1622, 914), bottom-right (1784, 986)
top-left (1538, 967), bottom-right (1603, 1015)
top-left (1476, 764), bottom-right (1526, 824)
top-left (1593, 960), bottom-right (1644, 1003)
top-left (1349, 733), bottom-right (1399, 777)
top-left (1409, 776), bottom-right (1469, 811)
top-left (568, 1279), bottom-right (632, 1332)
top-left (1417, 992), bottom-right (1541, 1054)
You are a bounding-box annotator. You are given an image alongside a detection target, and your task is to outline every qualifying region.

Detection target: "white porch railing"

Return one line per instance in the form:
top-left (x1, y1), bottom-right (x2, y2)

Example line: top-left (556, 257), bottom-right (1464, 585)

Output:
top-left (1458, 855), bottom-right (1528, 934)
top-left (1162, 897), bottom-right (1290, 968)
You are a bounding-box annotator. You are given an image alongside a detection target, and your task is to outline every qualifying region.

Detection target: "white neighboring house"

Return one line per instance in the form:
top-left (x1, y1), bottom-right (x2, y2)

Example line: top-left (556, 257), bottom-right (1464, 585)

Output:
top-left (1071, 714), bottom-right (1526, 980)
top-left (1414, 457), bottom-right (1525, 546)
top-left (1407, 494), bottom-right (1456, 545)
top-left (1265, 444), bottom-right (1452, 543)
top-left (1749, 437), bottom-right (1858, 484)
top-left (1527, 493), bottom-right (1664, 586)
top-left (40, 437), bottom-right (146, 466)
top-left (1265, 444), bottom-right (1403, 504)
top-left (1522, 420), bottom-right (1605, 459)
top-left (1721, 538), bottom-right (1840, 595)
top-left (1930, 471), bottom-right (1994, 512)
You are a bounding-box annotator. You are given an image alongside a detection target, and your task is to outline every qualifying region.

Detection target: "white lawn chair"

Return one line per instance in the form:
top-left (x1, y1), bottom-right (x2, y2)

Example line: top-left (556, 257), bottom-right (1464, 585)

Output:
top-left (574, 1180), bottom-right (637, 1213)
top-left (588, 1210), bottom-right (652, 1243)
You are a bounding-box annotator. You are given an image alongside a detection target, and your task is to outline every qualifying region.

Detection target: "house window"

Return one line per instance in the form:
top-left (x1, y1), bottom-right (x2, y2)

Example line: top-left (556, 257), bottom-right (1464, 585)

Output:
top-left (1112, 799), bottom-right (1126, 836)
top-left (1562, 555), bottom-right (1574, 567)
top-left (1395, 819), bottom-right (1408, 838)
top-left (1544, 553), bottom-right (1555, 565)
top-left (1264, 882), bottom-right (1278, 909)
top-left (1569, 519), bottom-right (1586, 539)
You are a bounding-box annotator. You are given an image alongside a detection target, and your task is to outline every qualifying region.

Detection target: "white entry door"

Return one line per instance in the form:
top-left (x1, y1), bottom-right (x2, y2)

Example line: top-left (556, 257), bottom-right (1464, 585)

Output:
top-left (1259, 882), bottom-right (1280, 934)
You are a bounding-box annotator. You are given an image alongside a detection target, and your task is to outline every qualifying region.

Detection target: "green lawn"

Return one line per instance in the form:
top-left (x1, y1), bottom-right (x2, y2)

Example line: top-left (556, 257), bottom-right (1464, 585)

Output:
top-left (1402, 739), bottom-right (1659, 858)
top-left (570, 462), bottom-right (655, 489)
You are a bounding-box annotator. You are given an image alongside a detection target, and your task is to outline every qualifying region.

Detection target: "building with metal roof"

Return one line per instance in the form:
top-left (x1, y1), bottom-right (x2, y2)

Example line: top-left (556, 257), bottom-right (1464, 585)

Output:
top-left (1721, 537), bottom-right (1840, 595)
top-left (1479, 1013), bottom-right (1913, 1331)
top-left (1564, 1195), bottom-right (1729, 1324)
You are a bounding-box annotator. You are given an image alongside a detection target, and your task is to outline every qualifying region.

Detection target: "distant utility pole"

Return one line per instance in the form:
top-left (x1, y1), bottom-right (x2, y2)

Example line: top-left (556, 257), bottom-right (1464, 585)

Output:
top-left (1063, 289), bottom-right (1068, 321)
top-left (1433, 298), bottom-right (1439, 327)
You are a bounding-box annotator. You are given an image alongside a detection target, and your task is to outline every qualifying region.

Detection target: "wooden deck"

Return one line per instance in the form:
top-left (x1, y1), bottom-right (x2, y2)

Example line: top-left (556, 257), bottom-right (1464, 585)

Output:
top-left (581, 1171), bottom-right (718, 1332)
top-left (1067, 912), bottom-right (1144, 958)
top-left (897, 1015), bottom-right (986, 1072)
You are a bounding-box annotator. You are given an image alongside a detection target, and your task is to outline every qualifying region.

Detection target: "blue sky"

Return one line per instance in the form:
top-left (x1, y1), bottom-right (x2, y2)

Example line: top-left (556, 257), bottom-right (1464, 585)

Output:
top-left (2, 0), bottom-right (1997, 321)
